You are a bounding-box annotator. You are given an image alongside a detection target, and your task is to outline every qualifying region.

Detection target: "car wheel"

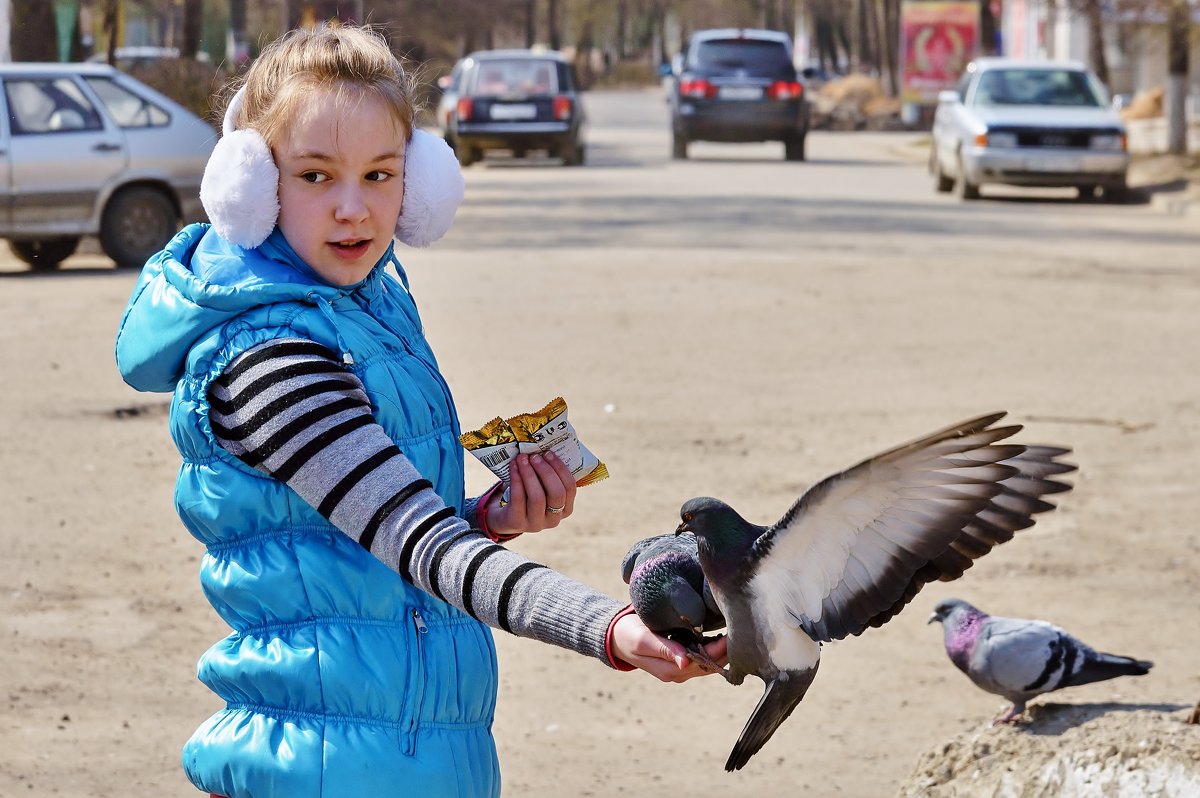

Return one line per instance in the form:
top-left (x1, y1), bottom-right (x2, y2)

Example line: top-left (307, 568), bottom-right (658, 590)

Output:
top-left (100, 186), bottom-right (179, 269)
top-left (456, 143), bottom-right (479, 167)
top-left (957, 156), bottom-right (980, 200)
top-left (1077, 186), bottom-right (1099, 201)
top-left (8, 237), bottom-right (80, 270)
top-left (932, 148), bottom-right (953, 193)
top-left (560, 140), bottom-right (585, 167)
top-left (784, 133), bottom-right (806, 162)
top-left (1104, 179), bottom-right (1130, 204)
top-left (672, 132), bottom-right (688, 160)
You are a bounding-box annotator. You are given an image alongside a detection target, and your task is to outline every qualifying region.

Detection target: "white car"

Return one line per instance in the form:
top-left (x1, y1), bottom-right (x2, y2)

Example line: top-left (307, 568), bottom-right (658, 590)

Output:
top-left (930, 58), bottom-right (1129, 201)
top-left (0, 62), bottom-right (216, 269)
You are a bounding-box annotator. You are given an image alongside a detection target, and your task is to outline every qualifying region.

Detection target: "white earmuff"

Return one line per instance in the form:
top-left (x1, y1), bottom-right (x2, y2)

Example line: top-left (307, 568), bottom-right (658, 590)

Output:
top-left (199, 86), bottom-right (464, 251)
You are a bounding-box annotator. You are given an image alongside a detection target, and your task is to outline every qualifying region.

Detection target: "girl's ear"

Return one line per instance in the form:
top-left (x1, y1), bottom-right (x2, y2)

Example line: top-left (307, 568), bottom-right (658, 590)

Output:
top-left (199, 87), bottom-right (280, 249)
top-left (395, 129), bottom-right (465, 248)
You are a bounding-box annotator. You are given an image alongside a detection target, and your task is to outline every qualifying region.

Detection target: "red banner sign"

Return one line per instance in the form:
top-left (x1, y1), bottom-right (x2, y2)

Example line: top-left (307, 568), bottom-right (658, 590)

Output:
top-left (901, 1), bottom-right (980, 104)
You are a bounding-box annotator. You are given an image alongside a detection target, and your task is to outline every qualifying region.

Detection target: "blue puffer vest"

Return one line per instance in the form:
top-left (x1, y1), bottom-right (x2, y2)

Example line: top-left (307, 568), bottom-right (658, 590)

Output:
top-left (115, 224), bottom-right (500, 798)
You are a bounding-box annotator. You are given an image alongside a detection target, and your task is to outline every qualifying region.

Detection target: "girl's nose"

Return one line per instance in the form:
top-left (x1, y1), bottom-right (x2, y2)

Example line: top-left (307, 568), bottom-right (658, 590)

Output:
top-left (333, 185), bottom-right (369, 223)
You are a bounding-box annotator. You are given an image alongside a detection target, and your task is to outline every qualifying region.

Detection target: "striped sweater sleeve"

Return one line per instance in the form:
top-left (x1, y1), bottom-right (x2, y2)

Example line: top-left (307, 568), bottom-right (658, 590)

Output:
top-left (206, 338), bottom-right (627, 666)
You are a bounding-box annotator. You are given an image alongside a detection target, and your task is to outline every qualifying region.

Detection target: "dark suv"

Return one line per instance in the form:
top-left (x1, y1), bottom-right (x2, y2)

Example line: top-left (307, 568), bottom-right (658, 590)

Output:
top-left (439, 49), bottom-right (585, 167)
top-left (668, 29), bottom-right (809, 161)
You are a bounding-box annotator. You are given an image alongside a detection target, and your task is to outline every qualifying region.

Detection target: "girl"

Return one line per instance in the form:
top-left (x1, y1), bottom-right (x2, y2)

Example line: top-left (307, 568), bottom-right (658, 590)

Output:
top-left (115, 25), bottom-right (724, 798)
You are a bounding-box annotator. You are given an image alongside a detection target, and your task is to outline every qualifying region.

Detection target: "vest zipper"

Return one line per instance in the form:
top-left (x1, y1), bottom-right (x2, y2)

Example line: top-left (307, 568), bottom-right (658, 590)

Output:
top-left (403, 608), bottom-right (428, 755)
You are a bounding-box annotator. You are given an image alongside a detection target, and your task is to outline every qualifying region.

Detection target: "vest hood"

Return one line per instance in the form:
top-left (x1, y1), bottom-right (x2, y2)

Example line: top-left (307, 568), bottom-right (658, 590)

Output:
top-left (115, 223), bottom-right (393, 393)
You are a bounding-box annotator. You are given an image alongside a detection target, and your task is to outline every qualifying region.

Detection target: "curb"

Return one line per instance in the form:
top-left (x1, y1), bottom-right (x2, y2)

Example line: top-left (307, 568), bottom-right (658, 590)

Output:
top-left (1149, 189), bottom-right (1200, 217)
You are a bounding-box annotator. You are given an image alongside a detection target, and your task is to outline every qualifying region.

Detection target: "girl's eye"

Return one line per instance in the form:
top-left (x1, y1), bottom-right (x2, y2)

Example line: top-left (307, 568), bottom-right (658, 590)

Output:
top-left (301, 172), bottom-right (328, 184)
top-left (366, 170), bottom-right (392, 182)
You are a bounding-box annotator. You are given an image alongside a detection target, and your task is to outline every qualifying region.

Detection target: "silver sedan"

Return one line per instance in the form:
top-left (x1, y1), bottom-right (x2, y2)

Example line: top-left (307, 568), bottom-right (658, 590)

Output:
top-left (0, 62), bottom-right (216, 269)
top-left (930, 58), bottom-right (1129, 202)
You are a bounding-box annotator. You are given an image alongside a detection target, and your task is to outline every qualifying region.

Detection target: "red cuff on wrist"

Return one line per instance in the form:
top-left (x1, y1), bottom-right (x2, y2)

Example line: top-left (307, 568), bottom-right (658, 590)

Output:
top-left (605, 604), bottom-right (638, 672)
top-left (478, 482), bottom-right (520, 542)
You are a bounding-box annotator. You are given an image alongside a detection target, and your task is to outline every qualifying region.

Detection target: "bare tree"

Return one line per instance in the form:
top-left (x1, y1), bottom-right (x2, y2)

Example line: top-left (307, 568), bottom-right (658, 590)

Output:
top-left (11, 0), bottom-right (59, 61)
top-left (1166, 0), bottom-right (1189, 153)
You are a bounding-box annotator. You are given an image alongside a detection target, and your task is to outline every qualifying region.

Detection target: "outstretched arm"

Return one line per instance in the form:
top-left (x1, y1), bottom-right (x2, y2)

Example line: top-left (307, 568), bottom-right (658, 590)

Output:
top-left (207, 337), bottom-right (717, 683)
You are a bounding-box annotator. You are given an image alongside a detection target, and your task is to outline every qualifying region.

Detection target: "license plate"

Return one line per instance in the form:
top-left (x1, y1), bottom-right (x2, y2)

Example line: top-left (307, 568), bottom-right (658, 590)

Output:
top-left (489, 103), bottom-right (537, 121)
top-left (1027, 156), bottom-right (1080, 172)
top-left (717, 86), bottom-right (763, 101)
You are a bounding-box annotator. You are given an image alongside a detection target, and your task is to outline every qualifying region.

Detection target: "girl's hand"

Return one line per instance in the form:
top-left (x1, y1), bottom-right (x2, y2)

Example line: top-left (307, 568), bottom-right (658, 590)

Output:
top-left (485, 451), bottom-right (577, 536)
top-left (610, 614), bottom-right (730, 683)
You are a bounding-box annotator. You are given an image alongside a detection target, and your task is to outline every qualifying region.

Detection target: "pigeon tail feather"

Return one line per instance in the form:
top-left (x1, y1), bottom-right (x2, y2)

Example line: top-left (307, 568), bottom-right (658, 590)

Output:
top-left (1066, 653), bottom-right (1153, 688)
top-left (724, 667), bottom-right (818, 772)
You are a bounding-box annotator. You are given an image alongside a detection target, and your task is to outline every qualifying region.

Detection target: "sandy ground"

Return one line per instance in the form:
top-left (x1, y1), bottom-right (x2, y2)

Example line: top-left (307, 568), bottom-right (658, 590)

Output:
top-left (3, 134), bottom-right (1200, 795)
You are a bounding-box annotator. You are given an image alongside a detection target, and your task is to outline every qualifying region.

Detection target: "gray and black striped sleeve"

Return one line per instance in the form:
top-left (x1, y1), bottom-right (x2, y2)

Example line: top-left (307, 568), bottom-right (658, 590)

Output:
top-left (206, 337), bottom-right (626, 666)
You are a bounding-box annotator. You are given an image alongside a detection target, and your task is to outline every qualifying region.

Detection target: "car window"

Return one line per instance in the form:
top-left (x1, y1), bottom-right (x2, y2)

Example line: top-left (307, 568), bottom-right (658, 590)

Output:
top-left (4, 77), bottom-right (104, 134)
top-left (84, 76), bottom-right (170, 127)
top-left (972, 69), bottom-right (1103, 108)
top-left (469, 60), bottom-right (559, 95)
top-left (691, 40), bottom-right (792, 75)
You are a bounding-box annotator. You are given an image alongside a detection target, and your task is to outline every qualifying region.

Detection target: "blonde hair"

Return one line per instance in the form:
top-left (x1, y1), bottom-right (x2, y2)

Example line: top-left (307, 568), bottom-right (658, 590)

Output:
top-left (227, 25), bottom-right (417, 147)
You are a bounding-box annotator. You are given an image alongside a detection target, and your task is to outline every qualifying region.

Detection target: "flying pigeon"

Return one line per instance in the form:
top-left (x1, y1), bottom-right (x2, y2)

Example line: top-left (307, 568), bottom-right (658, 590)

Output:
top-left (674, 412), bottom-right (1075, 771)
top-left (622, 533), bottom-right (726, 668)
top-left (928, 597), bottom-right (1153, 723)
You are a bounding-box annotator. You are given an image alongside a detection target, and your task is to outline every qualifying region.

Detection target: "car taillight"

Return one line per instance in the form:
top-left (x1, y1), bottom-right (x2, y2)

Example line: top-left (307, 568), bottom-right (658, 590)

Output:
top-left (456, 97), bottom-right (474, 122)
top-left (767, 80), bottom-right (803, 100)
top-left (553, 95), bottom-right (573, 121)
top-left (679, 78), bottom-right (716, 99)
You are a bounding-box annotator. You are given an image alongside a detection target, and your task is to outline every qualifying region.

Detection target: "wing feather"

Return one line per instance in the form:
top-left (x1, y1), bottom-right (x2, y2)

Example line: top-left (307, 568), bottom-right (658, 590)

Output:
top-left (750, 413), bottom-right (1076, 642)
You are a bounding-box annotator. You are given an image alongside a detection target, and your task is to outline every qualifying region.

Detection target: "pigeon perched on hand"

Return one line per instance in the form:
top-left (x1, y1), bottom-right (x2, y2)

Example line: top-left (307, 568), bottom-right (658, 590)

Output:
top-left (674, 412), bottom-right (1075, 771)
top-left (622, 533), bottom-right (726, 667)
top-left (928, 598), bottom-right (1152, 724)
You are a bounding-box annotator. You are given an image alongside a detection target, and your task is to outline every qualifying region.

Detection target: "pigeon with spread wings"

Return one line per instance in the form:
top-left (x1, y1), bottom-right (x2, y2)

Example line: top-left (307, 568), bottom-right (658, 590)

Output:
top-left (675, 412), bottom-right (1076, 771)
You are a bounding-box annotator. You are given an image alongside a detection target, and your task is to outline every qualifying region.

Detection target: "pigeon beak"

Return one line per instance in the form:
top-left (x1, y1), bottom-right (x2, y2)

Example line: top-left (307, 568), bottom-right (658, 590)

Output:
top-left (927, 612), bottom-right (940, 625)
top-left (675, 521), bottom-right (689, 537)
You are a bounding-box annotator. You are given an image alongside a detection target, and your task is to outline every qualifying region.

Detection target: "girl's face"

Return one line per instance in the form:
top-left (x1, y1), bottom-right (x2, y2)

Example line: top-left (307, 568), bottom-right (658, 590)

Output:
top-left (274, 88), bottom-right (406, 286)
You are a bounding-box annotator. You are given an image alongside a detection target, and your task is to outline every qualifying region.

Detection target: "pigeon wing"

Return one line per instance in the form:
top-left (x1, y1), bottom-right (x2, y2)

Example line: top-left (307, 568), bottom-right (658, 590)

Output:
top-left (861, 445), bottom-right (1075, 631)
top-left (750, 413), bottom-right (1072, 642)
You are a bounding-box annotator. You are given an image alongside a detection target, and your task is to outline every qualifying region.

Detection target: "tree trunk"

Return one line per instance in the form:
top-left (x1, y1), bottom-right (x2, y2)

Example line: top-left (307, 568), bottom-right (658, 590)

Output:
top-left (547, 0), bottom-right (561, 50)
top-left (11, 0), bottom-right (58, 61)
top-left (1084, 0), bottom-right (1109, 87)
top-left (1166, 0), bottom-right (1189, 154)
top-left (182, 0), bottom-right (204, 60)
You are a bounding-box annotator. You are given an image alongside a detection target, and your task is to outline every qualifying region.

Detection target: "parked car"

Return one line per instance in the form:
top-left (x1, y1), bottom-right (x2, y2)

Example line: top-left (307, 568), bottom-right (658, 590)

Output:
top-left (87, 46), bottom-right (212, 71)
top-left (0, 62), bottom-right (215, 269)
top-left (439, 48), bottom-right (585, 167)
top-left (667, 28), bottom-right (810, 161)
top-left (930, 57), bottom-right (1129, 201)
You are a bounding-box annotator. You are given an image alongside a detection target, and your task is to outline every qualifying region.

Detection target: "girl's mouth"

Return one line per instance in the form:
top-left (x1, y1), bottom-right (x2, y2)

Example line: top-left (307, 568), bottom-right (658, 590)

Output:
top-left (329, 239), bottom-right (371, 258)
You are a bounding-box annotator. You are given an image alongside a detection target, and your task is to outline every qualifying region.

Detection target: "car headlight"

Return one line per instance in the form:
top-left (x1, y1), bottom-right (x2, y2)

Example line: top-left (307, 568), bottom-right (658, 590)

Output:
top-left (1090, 134), bottom-right (1126, 151)
top-left (986, 131), bottom-right (1017, 148)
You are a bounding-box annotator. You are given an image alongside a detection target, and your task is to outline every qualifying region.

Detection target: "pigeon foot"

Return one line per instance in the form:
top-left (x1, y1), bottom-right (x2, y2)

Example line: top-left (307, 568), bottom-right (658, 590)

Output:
top-left (991, 704), bottom-right (1026, 725)
top-left (684, 645), bottom-right (736, 683)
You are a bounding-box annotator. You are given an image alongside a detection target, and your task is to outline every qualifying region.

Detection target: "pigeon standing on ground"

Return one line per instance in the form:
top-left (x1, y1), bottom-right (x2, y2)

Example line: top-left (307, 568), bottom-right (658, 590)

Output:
top-left (928, 598), bottom-right (1153, 723)
top-left (674, 412), bottom-right (1076, 771)
top-left (622, 533), bottom-right (725, 667)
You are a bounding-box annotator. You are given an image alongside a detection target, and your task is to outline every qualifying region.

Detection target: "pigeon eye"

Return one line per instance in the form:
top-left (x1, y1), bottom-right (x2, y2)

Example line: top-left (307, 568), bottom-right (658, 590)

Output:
top-left (682, 513), bottom-right (693, 522)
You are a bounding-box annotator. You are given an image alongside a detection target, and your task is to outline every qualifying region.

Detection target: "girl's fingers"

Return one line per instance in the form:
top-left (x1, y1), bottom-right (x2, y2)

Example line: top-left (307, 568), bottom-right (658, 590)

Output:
top-left (505, 455), bottom-right (527, 517)
top-left (518, 454), bottom-right (547, 516)
top-left (529, 452), bottom-right (570, 517)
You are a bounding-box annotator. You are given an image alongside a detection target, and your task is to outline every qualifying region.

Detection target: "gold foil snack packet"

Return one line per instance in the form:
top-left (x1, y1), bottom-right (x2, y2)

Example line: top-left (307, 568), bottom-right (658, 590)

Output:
top-left (460, 397), bottom-right (608, 498)
top-left (507, 397), bottom-right (609, 487)
top-left (458, 416), bottom-right (519, 486)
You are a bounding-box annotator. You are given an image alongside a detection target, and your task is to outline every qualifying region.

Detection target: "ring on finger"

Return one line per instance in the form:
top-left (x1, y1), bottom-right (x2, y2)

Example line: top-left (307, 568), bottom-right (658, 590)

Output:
top-left (547, 504), bottom-right (566, 514)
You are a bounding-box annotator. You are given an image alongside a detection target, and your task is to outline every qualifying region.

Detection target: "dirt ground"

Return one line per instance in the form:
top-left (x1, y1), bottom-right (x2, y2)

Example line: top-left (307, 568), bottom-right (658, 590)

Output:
top-left (3, 149), bottom-right (1200, 795)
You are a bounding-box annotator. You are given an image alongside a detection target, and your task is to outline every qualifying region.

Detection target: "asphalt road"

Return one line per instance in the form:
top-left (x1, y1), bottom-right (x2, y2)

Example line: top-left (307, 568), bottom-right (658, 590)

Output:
top-left (4, 86), bottom-right (1195, 273)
